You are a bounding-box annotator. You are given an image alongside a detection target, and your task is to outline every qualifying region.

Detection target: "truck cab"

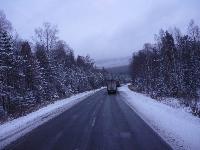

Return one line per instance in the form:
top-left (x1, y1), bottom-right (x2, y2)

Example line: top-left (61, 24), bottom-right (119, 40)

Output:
top-left (106, 80), bottom-right (117, 94)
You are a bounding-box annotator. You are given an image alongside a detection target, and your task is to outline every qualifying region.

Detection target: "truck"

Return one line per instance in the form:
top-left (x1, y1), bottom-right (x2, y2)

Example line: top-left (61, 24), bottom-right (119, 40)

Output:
top-left (116, 80), bottom-right (121, 87)
top-left (106, 80), bottom-right (117, 94)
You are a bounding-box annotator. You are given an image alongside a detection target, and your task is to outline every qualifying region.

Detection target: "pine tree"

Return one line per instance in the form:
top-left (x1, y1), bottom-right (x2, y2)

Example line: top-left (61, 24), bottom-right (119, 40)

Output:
top-left (19, 42), bottom-right (45, 108)
top-left (35, 44), bottom-right (61, 101)
top-left (0, 29), bottom-right (17, 114)
top-left (160, 31), bottom-right (178, 96)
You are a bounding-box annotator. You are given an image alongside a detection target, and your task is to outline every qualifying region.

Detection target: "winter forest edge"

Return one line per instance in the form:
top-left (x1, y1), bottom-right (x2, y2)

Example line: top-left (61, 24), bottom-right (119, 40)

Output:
top-left (130, 20), bottom-right (200, 116)
top-left (0, 10), bottom-right (107, 122)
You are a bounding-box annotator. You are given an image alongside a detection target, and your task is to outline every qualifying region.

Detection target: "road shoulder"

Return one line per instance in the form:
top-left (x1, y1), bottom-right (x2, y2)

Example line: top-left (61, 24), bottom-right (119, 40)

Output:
top-left (0, 88), bottom-right (104, 149)
top-left (119, 85), bottom-right (200, 150)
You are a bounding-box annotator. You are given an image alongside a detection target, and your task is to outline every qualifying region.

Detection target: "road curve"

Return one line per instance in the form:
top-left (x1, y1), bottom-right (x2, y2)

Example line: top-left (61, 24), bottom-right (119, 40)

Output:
top-left (5, 89), bottom-right (172, 150)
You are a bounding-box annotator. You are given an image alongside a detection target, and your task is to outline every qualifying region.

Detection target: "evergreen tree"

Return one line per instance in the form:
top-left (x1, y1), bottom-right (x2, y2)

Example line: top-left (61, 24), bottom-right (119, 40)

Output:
top-left (19, 42), bottom-right (44, 106)
top-left (0, 29), bottom-right (17, 114)
top-left (35, 44), bottom-right (58, 101)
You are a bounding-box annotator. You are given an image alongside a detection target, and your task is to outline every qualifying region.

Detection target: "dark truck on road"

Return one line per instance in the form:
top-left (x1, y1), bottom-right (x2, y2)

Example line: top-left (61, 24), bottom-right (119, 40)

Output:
top-left (106, 80), bottom-right (117, 94)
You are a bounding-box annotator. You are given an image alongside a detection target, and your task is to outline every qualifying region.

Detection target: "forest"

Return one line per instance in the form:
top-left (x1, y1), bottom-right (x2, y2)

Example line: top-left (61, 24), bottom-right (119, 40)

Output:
top-left (130, 20), bottom-right (200, 116)
top-left (0, 10), bottom-right (106, 121)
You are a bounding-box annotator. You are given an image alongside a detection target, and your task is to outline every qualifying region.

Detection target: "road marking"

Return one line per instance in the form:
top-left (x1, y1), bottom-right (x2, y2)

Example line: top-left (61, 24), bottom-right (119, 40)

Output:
top-left (91, 118), bottom-right (96, 127)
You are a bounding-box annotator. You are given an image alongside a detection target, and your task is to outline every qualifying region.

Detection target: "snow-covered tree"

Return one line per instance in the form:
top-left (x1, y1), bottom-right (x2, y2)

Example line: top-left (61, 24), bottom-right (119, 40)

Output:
top-left (0, 29), bottom-right (16, 114)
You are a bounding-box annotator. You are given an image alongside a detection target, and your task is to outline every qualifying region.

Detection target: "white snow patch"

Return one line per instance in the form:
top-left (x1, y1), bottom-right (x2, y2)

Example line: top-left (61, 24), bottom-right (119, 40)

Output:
top-left (0, 88), bottom-right (103, 149)
top-left (119, 85), bottom-right (200, 150)
top-left (161, 98), bottom-right (193, 114)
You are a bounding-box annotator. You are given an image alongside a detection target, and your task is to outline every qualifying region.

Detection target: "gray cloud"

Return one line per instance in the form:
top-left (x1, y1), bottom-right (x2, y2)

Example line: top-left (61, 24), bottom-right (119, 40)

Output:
top-left (1, 0), bottom-right (200, 60)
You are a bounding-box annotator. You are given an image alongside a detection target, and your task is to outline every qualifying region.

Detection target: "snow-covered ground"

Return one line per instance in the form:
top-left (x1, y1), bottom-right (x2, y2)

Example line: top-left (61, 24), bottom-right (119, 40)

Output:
top-left (119, 85), bottom-right (200, 150)
top-left (0, 88), bottom-right (103, 149)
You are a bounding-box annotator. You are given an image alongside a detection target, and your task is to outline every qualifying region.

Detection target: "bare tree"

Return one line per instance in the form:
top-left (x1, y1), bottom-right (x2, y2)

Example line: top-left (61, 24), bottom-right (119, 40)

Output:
top-left (34, 22), bottom-right (58, 51)
top-left (0, 10), bottom-right (12, 32)
top-left (187, 20), bottom-right (200, 41)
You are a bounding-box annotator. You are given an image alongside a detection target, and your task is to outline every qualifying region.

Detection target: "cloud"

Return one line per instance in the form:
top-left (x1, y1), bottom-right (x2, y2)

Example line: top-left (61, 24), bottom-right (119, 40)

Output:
top-left (0, 0), bottom-right (200, 60)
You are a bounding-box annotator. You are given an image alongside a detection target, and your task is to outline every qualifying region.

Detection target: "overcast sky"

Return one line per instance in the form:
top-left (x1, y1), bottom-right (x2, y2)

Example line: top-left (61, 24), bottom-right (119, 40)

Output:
top-left (1, 0), bottom-right (200, 60)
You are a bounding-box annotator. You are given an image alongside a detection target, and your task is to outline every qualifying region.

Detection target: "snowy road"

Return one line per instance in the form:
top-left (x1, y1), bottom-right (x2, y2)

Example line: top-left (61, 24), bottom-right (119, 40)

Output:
top-left (5, 88), bottom-right (171, 150)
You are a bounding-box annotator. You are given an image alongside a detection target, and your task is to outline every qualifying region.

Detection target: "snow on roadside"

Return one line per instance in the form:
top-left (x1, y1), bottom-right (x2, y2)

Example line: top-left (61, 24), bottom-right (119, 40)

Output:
top-left (119, 85), bottom-right (200, 150)
top-left (0, 88), bottom-right (103, 149)
top-left (161, 98), bottom-right (193, 114)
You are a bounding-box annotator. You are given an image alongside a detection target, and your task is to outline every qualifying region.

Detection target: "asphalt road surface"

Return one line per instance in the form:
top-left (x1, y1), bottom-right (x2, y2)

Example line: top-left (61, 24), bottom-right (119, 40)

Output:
top-left (6, 89), bottom-right (172, 150)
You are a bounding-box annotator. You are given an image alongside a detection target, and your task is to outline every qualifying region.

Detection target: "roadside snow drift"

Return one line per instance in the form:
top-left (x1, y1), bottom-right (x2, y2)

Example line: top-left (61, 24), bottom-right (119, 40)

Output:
top-left (0, 88), bottom-right (103, 149)
top-left (119, 85), bottom-right (200, 150)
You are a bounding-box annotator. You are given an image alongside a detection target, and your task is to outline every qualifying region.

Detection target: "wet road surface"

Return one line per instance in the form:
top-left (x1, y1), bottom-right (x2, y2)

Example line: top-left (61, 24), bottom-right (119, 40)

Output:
top-left (6, 89), bottom-right (172, 150)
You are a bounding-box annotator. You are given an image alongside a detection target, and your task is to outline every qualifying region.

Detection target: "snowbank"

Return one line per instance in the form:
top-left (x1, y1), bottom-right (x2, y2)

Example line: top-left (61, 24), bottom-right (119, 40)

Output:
top-left (119, 85), bottom-right (200, 150)
top-left (0, 88), bottom-right (103, 149)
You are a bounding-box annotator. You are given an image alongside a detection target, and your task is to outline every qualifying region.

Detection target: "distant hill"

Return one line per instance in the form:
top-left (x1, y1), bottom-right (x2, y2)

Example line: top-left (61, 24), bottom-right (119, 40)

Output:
top-left (95, 57), bottom-right (131, 83)
top-left (106, 65), bottom-right (130, 75)
top-left (95, 56), bottom-right (131, 68)
top-left (105, 65), bottom-right (131, 83)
